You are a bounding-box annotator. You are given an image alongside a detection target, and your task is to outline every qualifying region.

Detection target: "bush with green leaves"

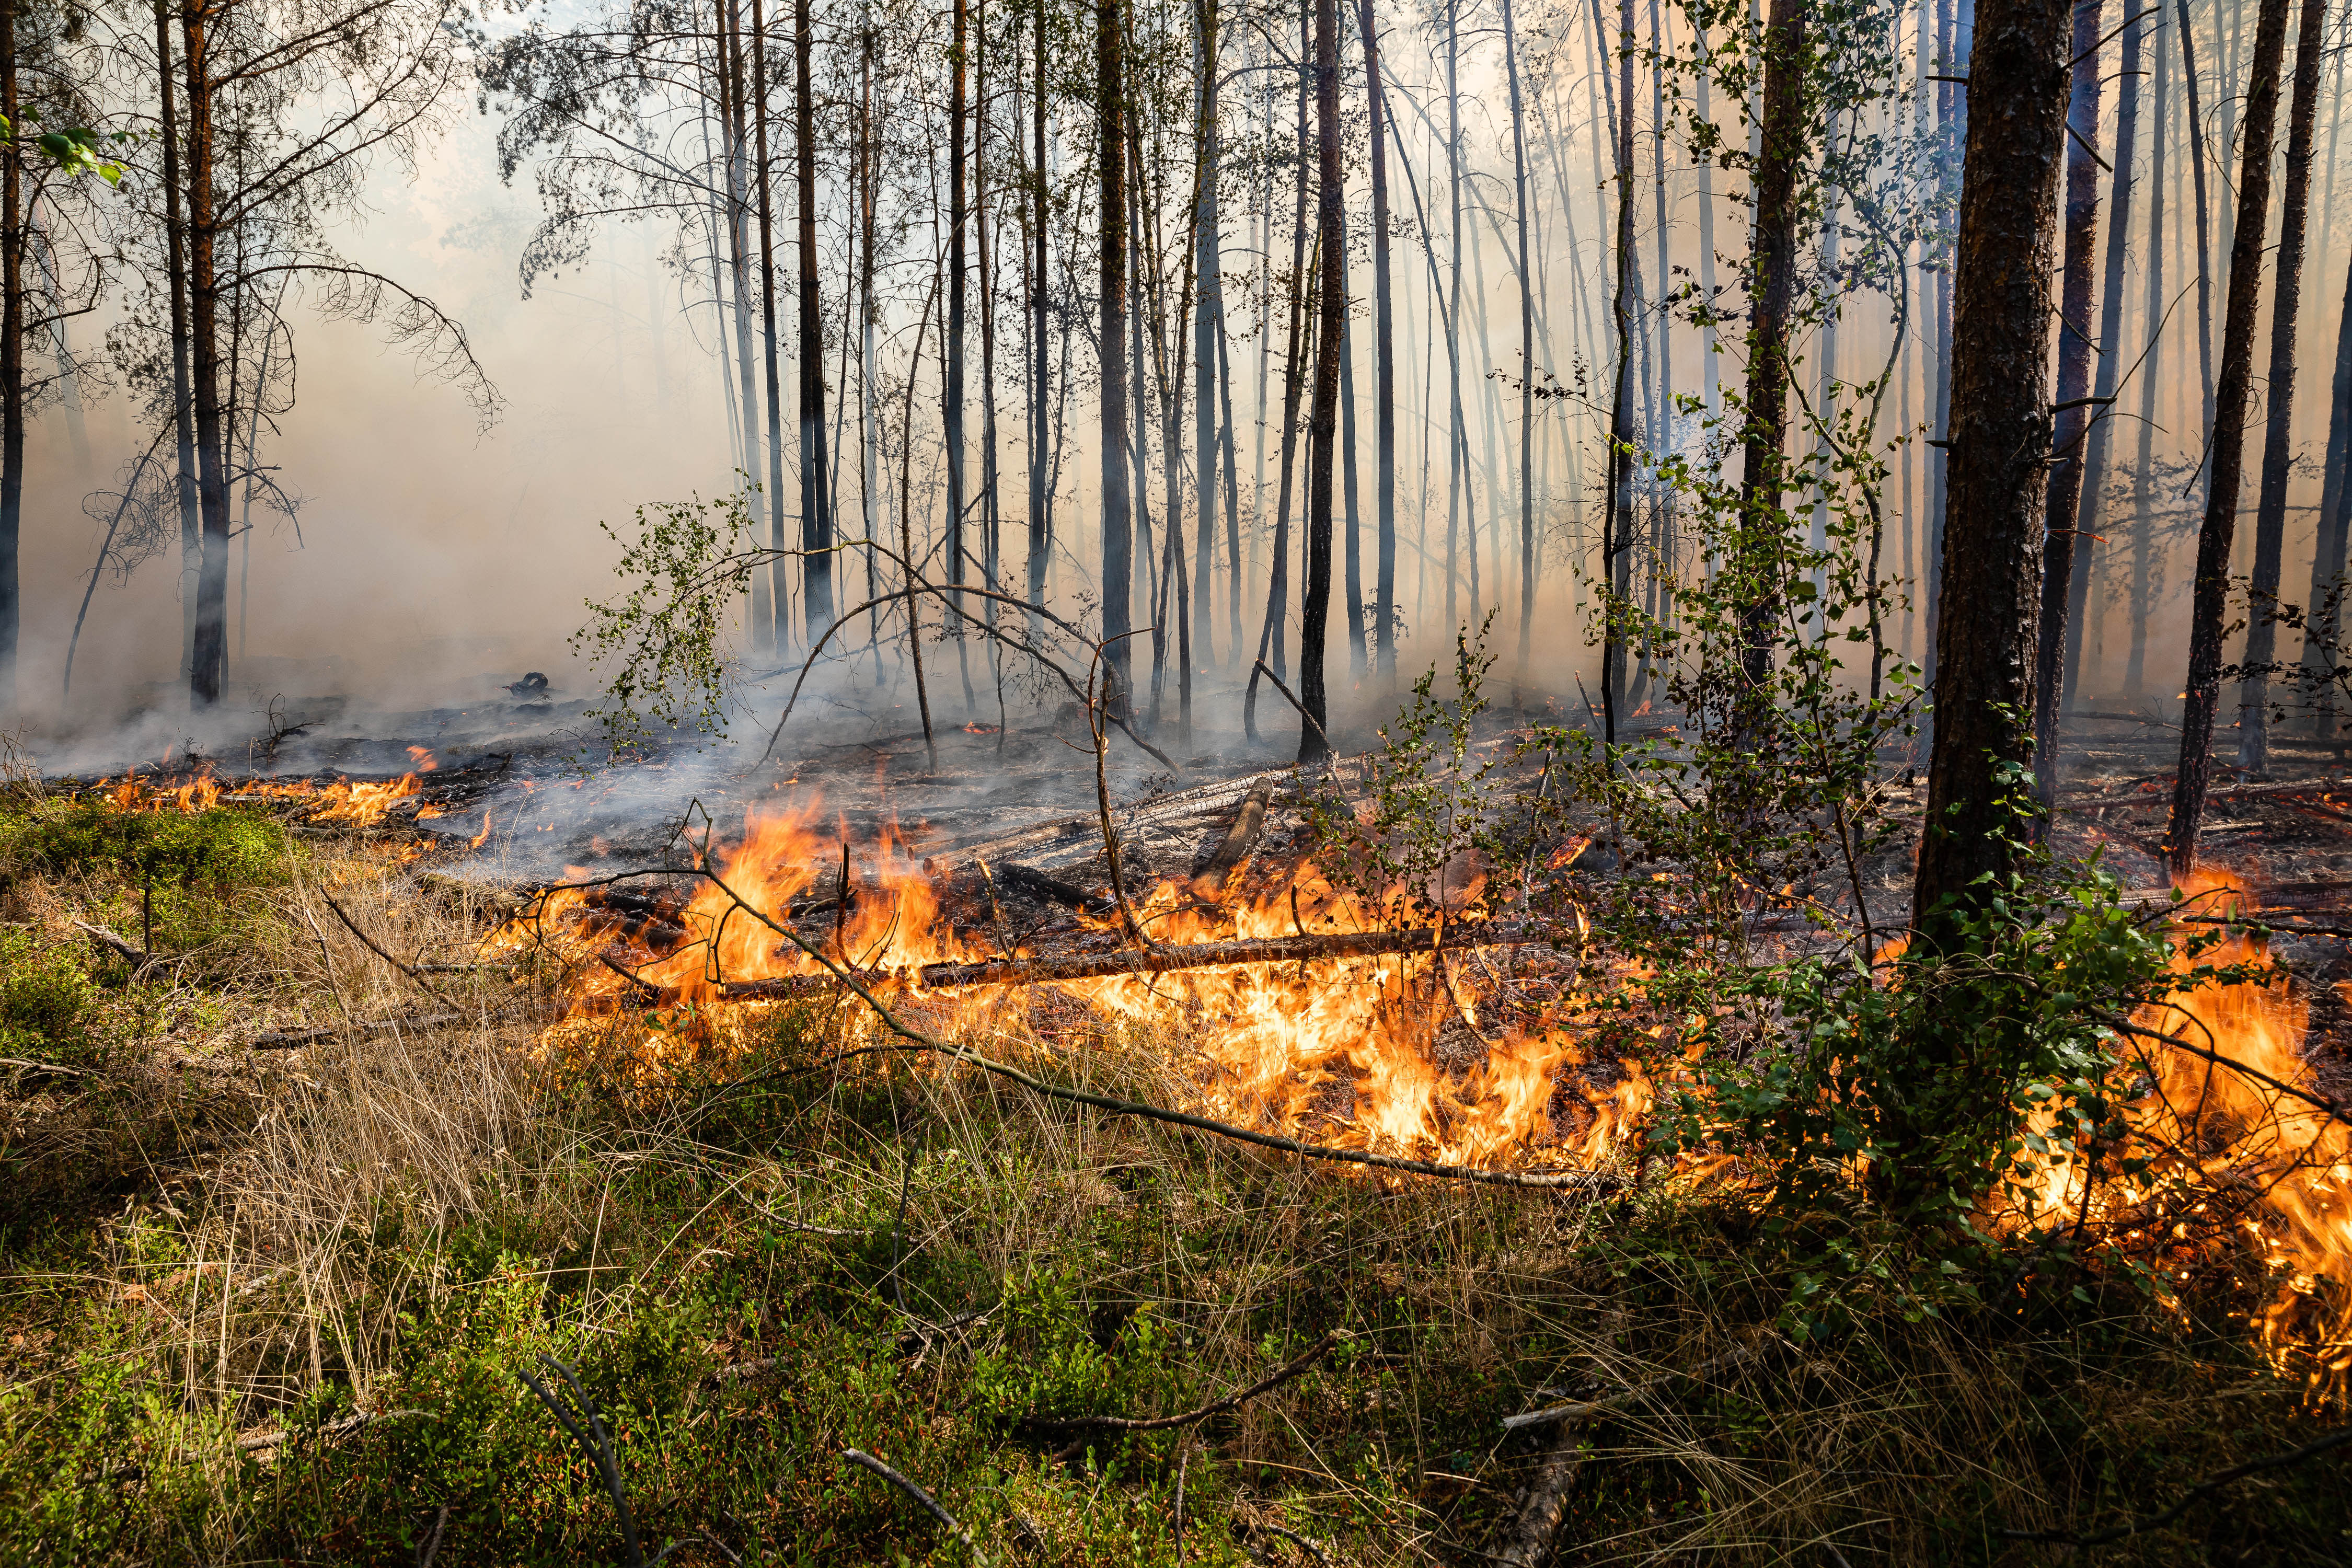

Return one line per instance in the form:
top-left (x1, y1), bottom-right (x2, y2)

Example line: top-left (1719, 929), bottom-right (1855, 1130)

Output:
top-left (0, 931), bottom-right (99, 1066)
top-left (0, 801), bottom-right (285, 892)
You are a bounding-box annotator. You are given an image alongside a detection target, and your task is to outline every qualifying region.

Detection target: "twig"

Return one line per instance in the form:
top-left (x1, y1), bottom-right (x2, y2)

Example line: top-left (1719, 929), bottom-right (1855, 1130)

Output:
top-left (1032, 1331), bottom-right (1343, 1457)
top-left (322, 895), bottom-right (448, 999)
top-left (1998, 1426), bottom-right (2352, 1547)
top-left (1260, 1524), bottom-right (1333, 1567)
top-left (1252, 659), bottom-right (1337, 764)
top-left (2098, 1011), bottom-right (2350, 1128)
top-left (840, 1448), bottom-right (979, 1556)
top-left (72, 920), bottom-right (148, 970)
top-left (1501, 1339), bottom-right (1770, 1430)
top-left (0, 1056), bottom-right (90, 1078)
top-left (520, 1356), bottom-right (643, 1568)
top-left (236, 1407), bottom-right (430, 1452)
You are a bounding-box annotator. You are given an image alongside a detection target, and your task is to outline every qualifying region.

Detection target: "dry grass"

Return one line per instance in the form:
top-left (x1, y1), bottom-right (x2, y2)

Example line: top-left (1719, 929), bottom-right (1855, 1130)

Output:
top-left (0, 805), bottom-right (2342, 1565)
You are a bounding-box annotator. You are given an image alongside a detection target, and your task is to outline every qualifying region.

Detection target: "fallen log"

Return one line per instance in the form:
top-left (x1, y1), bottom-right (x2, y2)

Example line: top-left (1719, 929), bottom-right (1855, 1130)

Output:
top-left (716, 925), bottom-right (1526, 1000)
top-left (250, 1013), bottom-right (468, 1050)
top-left (998, 861), bottom-right (1113, 914)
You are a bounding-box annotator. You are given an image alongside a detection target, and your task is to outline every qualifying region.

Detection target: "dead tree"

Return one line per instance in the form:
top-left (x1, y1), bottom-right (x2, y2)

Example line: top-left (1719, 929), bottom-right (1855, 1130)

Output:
top-left (1097, 0), bottom-right (1133, 705)
top-left (1911, 0), bottom-right (2074, 930)
top-left (795, 0), bottom-right (833, 634)
top-left (2164, 0), bottom-right (2293, 874)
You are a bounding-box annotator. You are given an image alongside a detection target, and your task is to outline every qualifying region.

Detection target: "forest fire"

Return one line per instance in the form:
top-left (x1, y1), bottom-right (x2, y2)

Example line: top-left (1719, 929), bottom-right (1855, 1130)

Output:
top-left (495, 797), bottom-right (1647, 1174)
top-left (95, 765), bottom-right (426, 826)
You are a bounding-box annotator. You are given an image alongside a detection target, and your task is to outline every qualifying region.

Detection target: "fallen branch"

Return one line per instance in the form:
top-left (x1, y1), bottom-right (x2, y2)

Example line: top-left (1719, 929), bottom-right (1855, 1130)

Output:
top-left (0, 1056), bottom-right (90, 1078)
top-left (2100, 1011), bottom-right (2350, 1127)
top-left (237, 1407), bottom-right (430, 1453)
top-left (72, 920), bottom-right (148, 969)
top-left (997, 862), bottom-right (1113, 914)
top-left (1997, 1425), bottom-right (2352, 1548)
top-left (322, 895), bottom-right (447, 998)
top-left (840, 1448), bottom-right (978, 1555)
top-left (716, 926), bottom-right (1527, 1000)
top-left (1030, 1331), bottom-right (1342, 1459)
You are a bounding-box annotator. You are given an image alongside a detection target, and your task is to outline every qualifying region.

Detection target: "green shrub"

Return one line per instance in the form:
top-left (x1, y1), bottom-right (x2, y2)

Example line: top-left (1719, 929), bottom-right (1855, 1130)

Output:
top-left (0, 800), bottom-right (286, 890)
top-left (0, 930), bottom-right (98, 1064)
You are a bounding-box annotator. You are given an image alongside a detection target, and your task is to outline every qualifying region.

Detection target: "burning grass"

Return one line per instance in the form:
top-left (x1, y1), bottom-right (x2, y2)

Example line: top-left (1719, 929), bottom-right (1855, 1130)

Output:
top-left (0, 775), bottom-right (2349, 1563)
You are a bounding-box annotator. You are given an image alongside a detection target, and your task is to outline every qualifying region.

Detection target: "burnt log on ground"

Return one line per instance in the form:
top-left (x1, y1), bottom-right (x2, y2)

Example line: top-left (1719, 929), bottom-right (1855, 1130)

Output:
top-left (1191, 778), bottom-right (1274, 895)
top-left (713, 925), bottom-right (1527, 999)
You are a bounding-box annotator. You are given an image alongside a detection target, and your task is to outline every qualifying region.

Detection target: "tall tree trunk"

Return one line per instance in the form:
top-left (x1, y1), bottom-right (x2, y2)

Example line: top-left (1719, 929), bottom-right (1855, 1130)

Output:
top-left (2125, 1), bottom-right (2168, 697)
top-left (2233, 0), bottom-right (2326, 774)
top-left (1341, 316), bottom-right (1363, 672)
top-left (753, 0), bottom-right (789, 652)
top-left (1362, 0), bottom-right (1396, 681)
top-left (2174, 0), bottom-right (2215, 449)
top-left (2304, 257), bottom-right (2352, 733)
top-left (1911, 0), bottom-right (2072, 929)
top-left (0, 0), bottom-right (18, 708)
top-left (1193, 0), bottom-right (1220, 667)
top-left (1600, 0), bottom-right (1635, 743)
top-left (1097, 0), bottom-right (1133, 705)
top-left (1299, 0), bottom-right (1343, 763)
top-left (1028, 4), bottom-right (1050, 633)
top-left (156, 0), bottom-right (200, 687)
top-left (947, 0), bottom-right (970, 697)
top-left (2027, 0), bottom-right (2104, 814)
top-left (1736, 0), bottom-right (1803, 706)
top-left (2163, 0), bottom-right (2293, 874)
top-left (796, 0), bottom-right (834, 634)
top-left (1503, 0), bottom-right (1534, 679)
top-left (182, 0), bottom-right (233, 708)
top-left (2065, 0), bottom-right (2141, 706)
top-left (1442, 0), bottom-right (1466, 633)
top-left (1921, 0), bottom-right (1962, 691)
top-left (720, 0), bottom-right (771, 650)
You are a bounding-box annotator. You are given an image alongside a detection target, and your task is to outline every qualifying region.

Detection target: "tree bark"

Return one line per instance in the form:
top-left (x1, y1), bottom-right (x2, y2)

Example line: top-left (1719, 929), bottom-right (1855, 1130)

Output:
top-left (1600, 0), bottom-right (1634, 744)
top-left (0, 0), bottom-right (20, 708)
top-left (2232, 0), bottom-right (2326, 775)
top-left (2302, 260), bottom-right (2352, 734)
top-left (1736, 0), bottom-right (1804, 703)
top-left (2124, 2), bottom-right (2167, 697)
top-left (182, 0), bottom-right (232, 709)
top-left (1503, 0), bottom-right (1534, 679)
top-left (1911, 0), bottom-right (2073, 931)
top-left (1299, 0), bottom-right (1343, 765)
top-left (796, 0), bottom-right (834, 634)
top-left (946, 0), bottom-right (969, 690)
top-left (1097, 0), bottom-right (1133, 706)
top-left (2028, 0), bottom-right (2103, 815)
top-left (2174, 0), bottom-right (2215, 449)
top-left (1193, 0), bottom-right (1221, 668)
top-left (2162, 0), bottom-right (2293, 875)
top-left (155, 0), bottom-right (201, 688)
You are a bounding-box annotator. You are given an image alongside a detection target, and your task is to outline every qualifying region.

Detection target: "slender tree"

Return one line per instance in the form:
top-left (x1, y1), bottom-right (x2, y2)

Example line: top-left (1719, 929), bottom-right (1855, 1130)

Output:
top-left (752, 0), bottom-right (788, 651)
top-left (795, 0), bottom-right (832, 635)
top-left (2163, 0), bottom-right (2293, 873)
top-left (1361, 0), bottom-right (1395, 681)
top-left (1097, 0), bottom-right (1133, 704)
top-left (1299, 0), bottom-right (1343, 762)
top-left (2027, 0), bottom-right (2103, 813)
top-left (2233, 0), bottom-right (2326, 773)
top-left (1736, 0), bottom-right (1804, 703)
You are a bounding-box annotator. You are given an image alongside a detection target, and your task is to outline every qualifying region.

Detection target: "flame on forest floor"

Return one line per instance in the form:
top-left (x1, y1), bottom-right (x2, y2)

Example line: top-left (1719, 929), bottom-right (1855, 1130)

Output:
top-left (493, 797), bottom-right (1649, 1174)
top-left (94, 765), bottom-right (426, 826)
top-left (1996, 868), bottom-right (2352, 1405)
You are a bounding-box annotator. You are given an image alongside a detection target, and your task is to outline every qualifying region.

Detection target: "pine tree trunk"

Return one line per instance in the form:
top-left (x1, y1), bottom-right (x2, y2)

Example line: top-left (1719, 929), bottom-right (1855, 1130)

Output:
top-left (1299, 0), bottom-right (1343, 763)
top-left (182, 0), bottom-right (233, 709)
top-left (1097, 0), bottom-right (1133, 706)
top-left (1193, 0), bottom-right (1220, 667)
top-left (155, 0), bottom-right (201, 687)
top-left (796, 0), bottom-right (834, 633)
top-left (1502, 0), bottom-right (1534, 679)
top-left (1600, 0), bottom-right (1635, 743)
top-left (1912, 0), bottom-right (2073, 929)
top-left (2304, 259), bottom-right (2352, 734)
top-left (1362, 0), bottom-right (1396, 681)
top-left (719, 0), bottom-right (771, 650)
top-left (947, 0), bottom-right (969, 685)
top-left (2125, 2), bottom-right (2167, 697)
top-left (2233, 0), bottom-right (2326, 774)
top-left (1028, 5), bottom-right (1050, 634)
top-left (0, 0), bottom-right (19, 708)
top-left (2027, 0), bottom-right (2104, 814)
top-left (2174, 0), bottom-right (2215, 446)
top-left (2163, 0), bottom-right (2293, 874)
top-left (2064, 0), bottom-right (2141, 707)
top-left (1341, 317), bottom-right (1363, 672)
top-left (1736, 0), bottom-right (1804, 702)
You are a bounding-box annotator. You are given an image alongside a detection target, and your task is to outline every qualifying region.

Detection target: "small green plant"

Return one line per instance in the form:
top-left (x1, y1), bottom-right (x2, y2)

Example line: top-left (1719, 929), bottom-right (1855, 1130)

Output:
top-left (0, 932), bottom-right (98, 1065)
top-left (571, 492), bottom-right (762, 755)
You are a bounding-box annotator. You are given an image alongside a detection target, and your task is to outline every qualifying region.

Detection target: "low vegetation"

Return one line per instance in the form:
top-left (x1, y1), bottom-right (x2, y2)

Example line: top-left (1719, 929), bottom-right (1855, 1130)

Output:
top-left (0, 763), bottom-right (2345, 1566)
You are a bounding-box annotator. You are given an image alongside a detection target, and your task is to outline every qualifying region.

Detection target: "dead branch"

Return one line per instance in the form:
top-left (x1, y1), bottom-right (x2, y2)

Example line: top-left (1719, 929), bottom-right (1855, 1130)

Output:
top-left (2098, 1012), bottom-right (2350, 1127)
top-left (996, 862), bottom-right (1112, 914)
top-left (1500, 1339), bottom-right (1771, 1431)
top-left (1192, 779), bottom-right (1273, 896)
top-left (237, 1407), bottom-right (430, 1453)
top-left (0, 1056), bottom-right (90, 1078)
top-left (250, 1013), bottom-right (468, 1049)
top-left (321, 895), bottom-right (449, 998)
top-left (72, 920), bottom-right (148, 969)
top-left (840, 1448), bottom-right (977, 1554)
top-left (714, 926), bottom-right (1526, 1000)
top-left (1031, 1330), bottom-right (1343, 1460)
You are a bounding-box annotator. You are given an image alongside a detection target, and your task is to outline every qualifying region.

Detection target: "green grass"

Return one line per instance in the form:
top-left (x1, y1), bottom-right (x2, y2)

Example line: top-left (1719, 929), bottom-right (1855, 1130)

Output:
top-left (0, 806), bottom-right (2344, 1565)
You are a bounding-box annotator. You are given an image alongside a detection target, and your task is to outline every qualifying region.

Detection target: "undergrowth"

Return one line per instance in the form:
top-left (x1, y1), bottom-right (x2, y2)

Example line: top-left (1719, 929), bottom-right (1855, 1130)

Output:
top-left (0, 792), bottom-right (2343, 1565)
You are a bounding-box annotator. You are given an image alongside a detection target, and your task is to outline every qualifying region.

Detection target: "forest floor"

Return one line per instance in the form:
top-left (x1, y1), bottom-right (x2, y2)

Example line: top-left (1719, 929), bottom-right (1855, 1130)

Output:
top-left (2, 700), bottom-right (2350, 1565)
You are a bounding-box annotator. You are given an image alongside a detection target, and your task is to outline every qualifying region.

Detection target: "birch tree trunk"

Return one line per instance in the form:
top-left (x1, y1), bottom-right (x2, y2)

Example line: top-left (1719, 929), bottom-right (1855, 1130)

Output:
top-left (1362, 0), bottom-right (1396, 681)
top-left (1097, 0), bottom-right (1134, 706)
top-left (797, 0), bottom-right (834, 633)
top-left (1300, 0), bottom-right (1343, 763)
